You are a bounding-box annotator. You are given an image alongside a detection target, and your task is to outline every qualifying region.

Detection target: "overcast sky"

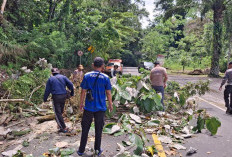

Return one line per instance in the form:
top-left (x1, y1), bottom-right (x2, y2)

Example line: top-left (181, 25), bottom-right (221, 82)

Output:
top-left (141, 0), bottom-right (155, 28)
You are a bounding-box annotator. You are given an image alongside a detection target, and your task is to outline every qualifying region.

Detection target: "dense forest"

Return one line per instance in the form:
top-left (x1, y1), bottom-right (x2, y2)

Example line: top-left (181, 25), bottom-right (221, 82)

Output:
top-left (0, 0), bottom-right (232, 76)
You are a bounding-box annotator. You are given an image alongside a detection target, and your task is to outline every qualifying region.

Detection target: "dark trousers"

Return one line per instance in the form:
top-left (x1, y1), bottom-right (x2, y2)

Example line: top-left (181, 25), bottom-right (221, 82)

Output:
top-left (224, 85), bottom-right (232, 109)
top-left (52, 94), bottom-right (66, 130)
top-left (152, 86), bottom-right (165, 110)
top-left (78, 110), bottom-right (105, 153)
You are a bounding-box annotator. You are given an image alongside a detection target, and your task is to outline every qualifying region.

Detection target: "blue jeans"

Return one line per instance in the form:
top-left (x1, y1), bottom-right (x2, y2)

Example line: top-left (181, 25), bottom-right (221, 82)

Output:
top-left (152, 86), bottom-right (164, 109)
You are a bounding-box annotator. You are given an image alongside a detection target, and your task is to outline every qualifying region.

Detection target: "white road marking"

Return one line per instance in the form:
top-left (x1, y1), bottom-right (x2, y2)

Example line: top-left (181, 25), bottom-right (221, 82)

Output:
top-left (197, 96), bottom-right (226, 112)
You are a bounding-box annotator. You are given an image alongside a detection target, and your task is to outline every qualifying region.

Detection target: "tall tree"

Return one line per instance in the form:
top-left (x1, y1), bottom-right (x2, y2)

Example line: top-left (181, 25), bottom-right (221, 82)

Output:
top-left (155, 0), bottom-right (232, 77)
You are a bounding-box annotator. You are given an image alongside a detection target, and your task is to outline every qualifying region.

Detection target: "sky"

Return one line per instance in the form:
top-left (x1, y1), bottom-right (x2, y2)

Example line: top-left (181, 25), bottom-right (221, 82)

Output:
top-left (141, 0), bottom-right (155, 28)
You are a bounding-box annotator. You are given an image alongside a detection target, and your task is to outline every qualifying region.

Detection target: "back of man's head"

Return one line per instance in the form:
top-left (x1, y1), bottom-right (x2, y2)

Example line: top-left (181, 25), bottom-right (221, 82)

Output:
top-left (154, 61), bottom-right (160, 66)
top-left (51, 68), bottom-right (60, 75)
top-left (94, 57), bottom-right (104, 68)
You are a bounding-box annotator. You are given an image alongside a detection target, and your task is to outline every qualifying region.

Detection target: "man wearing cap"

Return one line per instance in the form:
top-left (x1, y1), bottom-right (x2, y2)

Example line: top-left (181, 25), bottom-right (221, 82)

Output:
top-left (77, 57), bottom-right (113, 156)
top-left (219, 62), bottom-right (232, 114)
top-left (72, 65), bottom-right (84, 87)
top-left (150, 61), bottom-right (168, 110)
top-left (70, 65), bottom-right (84, 114)
top-left (43, 68), bottom-right (74, 133)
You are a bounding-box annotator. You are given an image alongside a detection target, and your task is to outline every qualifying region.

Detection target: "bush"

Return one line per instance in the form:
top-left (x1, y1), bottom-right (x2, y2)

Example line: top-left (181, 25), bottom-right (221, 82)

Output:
top-left (2, 68), bottom-right (50, 105)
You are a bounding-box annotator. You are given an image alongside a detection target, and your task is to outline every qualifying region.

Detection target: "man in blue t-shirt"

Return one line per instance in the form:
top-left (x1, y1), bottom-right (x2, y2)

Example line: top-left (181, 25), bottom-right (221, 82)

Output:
top-left (77, 57), bottom-right (113, 156)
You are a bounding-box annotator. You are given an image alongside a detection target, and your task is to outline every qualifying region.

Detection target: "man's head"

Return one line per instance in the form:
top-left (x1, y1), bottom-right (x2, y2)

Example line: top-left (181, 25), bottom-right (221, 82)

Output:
top-left (228, 62), bottom-right (232, 69)
top-left (154, 61), bottom-right (160, 67)
top-left (93, 57), bottom-right (105, 70)
top-left (114, 64), bottom-right (119, 70)
top-left (51, 68), bottom-right (60, 75)
top-left (78, 64), bottom-right (84, 70)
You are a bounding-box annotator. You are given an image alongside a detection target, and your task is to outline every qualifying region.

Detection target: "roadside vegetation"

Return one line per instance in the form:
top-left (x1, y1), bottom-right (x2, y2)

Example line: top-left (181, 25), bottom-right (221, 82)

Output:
top-left (0, 0), bottom-right (230, 156)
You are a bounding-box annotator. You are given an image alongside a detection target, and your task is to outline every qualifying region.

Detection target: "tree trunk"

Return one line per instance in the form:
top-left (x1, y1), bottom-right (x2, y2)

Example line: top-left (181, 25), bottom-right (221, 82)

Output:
top-left (209, 0), bottom-right (225, 77)
top-left (228, 37), bottom-right (232, 64)
top-left (1, 0), bottom-right (7, 15)
top-left (48, 0), bottom-right (57, 21)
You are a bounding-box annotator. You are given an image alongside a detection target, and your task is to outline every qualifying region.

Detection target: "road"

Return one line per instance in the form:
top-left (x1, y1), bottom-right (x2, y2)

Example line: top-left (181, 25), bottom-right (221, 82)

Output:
top-left (3, 67), bottom-right (230, 157)
top-left (123, 67), bottom-right (139, 76)
top-left (123, 67), bottom-right (231, 157)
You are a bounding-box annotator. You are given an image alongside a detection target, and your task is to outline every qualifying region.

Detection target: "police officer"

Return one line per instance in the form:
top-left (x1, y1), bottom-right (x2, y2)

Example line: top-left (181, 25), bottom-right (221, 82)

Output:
top-left (219, 62), bottom-right (232, 114)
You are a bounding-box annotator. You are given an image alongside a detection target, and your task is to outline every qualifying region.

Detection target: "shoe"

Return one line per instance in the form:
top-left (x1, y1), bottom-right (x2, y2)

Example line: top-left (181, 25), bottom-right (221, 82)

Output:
top-left (77, 151), bottom-right (84, 156)
top-left (58, 128), bottom-right (71, 133)
top-left (95, 149), bottom-right (103, 156)
top-left (226, 108), bottom-right (232, 114)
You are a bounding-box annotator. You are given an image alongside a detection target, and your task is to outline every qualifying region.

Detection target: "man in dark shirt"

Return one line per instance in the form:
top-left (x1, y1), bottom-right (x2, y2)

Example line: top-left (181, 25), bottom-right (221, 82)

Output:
top-left (77, 57), bottom-right (113, 156)
top-left (219, 62), bottom-right (232, 114)
top-left (44, 68), bottom-right (74, 133)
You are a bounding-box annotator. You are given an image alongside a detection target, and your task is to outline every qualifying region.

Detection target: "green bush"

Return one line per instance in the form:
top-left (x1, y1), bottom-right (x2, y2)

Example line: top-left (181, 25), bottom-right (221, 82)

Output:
top-left (2, 68), bottom-right (50, 105)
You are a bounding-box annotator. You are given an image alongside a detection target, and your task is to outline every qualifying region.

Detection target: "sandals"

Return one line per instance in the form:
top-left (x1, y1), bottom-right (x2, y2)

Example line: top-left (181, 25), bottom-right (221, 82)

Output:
top-left (58, 127), bottom-right (72, 133)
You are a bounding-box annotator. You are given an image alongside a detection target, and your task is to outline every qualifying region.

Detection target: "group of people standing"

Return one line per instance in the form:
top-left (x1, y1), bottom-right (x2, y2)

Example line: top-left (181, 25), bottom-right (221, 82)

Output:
top-left (43, 56), bottom-right (170, 156)
top-left (43, 57), bottom-right (112, 156)
top-left (43, 57), bottom-right (232, 156)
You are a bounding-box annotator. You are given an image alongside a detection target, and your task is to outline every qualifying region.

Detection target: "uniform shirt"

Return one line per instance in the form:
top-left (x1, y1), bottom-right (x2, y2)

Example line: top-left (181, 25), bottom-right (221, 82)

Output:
top-left (150, 67), bottom-right (167, 87)
top-left (221, 69), bottom-right (232, 87)
top-left (43, 74), bottom-right (74, 102)
top-left (73, 69), bottom-right (83, 82)
top-left (81, 71), bottom-right (112, 112)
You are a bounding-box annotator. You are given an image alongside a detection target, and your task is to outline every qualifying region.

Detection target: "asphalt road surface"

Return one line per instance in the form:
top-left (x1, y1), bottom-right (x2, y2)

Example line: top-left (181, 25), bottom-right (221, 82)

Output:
top-left (123, 67), bottom-right (139, 76)
top-left (123, 67), bottom-right (231, 157)
top-left (177, 99), bottom-right (232, 157)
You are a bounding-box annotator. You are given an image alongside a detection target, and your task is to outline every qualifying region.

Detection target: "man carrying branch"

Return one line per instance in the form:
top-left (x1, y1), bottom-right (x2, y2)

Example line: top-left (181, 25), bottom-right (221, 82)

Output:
top-left (77, 57), bottom-right (113, 156)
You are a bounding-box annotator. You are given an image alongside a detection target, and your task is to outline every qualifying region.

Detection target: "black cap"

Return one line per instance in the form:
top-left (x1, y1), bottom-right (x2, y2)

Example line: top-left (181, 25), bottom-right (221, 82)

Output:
top-left (94, 57), bottom-right (104, 68)
top-left (51, 68), bottom-right (60, 74)
top-left (229, 61), bottom-right (232, 65)
top-left (154, 61), bottom-right (160, 65)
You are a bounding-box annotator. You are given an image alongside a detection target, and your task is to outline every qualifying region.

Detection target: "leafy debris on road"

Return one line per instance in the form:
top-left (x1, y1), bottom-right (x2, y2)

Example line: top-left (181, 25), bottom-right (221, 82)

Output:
top-left (186, 147), bottom-right (197, 155)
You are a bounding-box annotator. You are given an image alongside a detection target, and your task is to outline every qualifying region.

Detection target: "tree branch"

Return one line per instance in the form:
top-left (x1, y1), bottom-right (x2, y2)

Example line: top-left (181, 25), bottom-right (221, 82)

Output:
top-left (1, 0), bottom-right (7, 15)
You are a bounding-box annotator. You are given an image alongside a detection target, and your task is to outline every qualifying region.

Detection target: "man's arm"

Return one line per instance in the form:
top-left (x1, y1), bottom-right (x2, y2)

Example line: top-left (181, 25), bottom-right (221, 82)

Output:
top-left (219, 72), bottom-right (228, 90)
top-left (150, 71), bottom-right (152, 82)
top-left (80, 89), bottom-right (87, 111)
top-left (106, 90), bottom-right (113, 112)
top-left (65, 77), bottom-right (74, 96)
top-left (43, 79), bottom-right (51, 102)
top-left (164, 72), bottom-right (168, 88)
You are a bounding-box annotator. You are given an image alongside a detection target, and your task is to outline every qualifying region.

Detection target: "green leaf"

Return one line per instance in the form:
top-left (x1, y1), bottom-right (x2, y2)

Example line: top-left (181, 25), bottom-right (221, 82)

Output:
top-left (197, 109), bottom-right (204, 113)
top-left (60, 148), bottom-right (75, 157)
top-left (122, 141), bottom-right (132, 147)
top-left (121, 90), bottom-right (132, 101)
top-left (144, 99), bottom-right (153, 112)
top-left (106, 104), bottom-right (117, 118)
top-left (103, 123), bottom-right (117, 134)
top-left (120, 97), bottom-right (127, 105)
top-left (147, 119), bottom-right (160, 126)
top-left (22, 140), bottom-right (29, 147)
top-left (114, 130), bottom-right (124, 136)
top-left (134, 145), bottom-right (143, 155)
top-left (205, 117), bottom-right (221, 135)
top-left (129, 133), bottom-right (143, 146)
top-left (179, 93), bottom-right (186, 106)
top-left (193, 116), bottom-right (205, 132)
top-left (48, 148), bottom-right (60, 156)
